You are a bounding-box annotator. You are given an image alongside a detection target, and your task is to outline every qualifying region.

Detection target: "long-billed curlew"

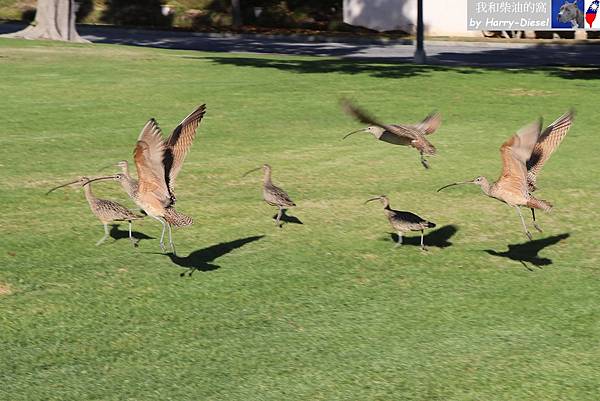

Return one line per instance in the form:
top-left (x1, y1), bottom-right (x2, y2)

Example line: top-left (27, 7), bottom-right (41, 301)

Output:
top-left (243, 164), bottom-right (296, 228)
top-left (87, 104), bottom-right (207, 254)
top-left (437, 110), bottom-right (574, 240)
top-left (47, 177), bottom-right (144, 246)
top-left (365, 195), bottom-right (436, 250)
top-left (341, 99), bottom-right (441, 169)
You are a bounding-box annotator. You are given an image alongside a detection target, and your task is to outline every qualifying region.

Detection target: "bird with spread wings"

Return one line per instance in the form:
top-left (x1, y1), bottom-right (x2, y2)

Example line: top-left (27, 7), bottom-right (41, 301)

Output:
top-left (438, 109), bottom-right (574, 240)
top-left (87, 104), bottom-right (206, 255)
top-left (341, 99), bottom-right (441, 169)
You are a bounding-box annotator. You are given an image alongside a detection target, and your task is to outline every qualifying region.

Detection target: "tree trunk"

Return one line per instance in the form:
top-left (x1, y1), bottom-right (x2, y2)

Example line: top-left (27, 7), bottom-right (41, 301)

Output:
top-left (231, 0), bottom-right (242, 28)
top-left (2, 0), bottom-right (89, 43)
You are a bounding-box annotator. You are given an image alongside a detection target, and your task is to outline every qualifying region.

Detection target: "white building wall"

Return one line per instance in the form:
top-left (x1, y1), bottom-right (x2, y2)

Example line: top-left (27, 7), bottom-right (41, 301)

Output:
top-left (343, 0), bottom-right (481, 37)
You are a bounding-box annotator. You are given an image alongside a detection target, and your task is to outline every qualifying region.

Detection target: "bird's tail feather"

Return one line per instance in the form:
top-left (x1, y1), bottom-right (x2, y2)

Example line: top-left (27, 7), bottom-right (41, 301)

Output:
top-left (164, 208), bottom-right (193, 227)
top-left (426, 221), bottom-right (436, 228)
top-left (527, 197), bottom-right (552, 212)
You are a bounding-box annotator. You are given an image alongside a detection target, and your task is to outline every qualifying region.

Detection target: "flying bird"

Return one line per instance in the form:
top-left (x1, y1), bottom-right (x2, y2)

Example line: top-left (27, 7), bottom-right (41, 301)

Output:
top-left (341, 99), bottom-right (441, 169)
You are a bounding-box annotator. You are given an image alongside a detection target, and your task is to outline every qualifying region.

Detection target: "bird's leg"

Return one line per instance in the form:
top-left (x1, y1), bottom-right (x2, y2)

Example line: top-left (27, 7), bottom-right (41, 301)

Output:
top-left (96, 223), bottom-right (109, 246)
top-left (531, 208), bottom-right (543, 232)
top-left (275, 207), bottom-right (283, 228)
top-left (420, 230), bottom-right (428, 251)
top-left (128, 221), bottom-right (138, 247)
top-left (150, 215), bottom-right (167, 252)
top-left (395, 232), bottom-right (403, 247)
top-left (515, 206), bottom-right (533, 241)
top-left (166, 221), bottom-right (176, 256)
top-left (420, 152), bottom-right (430, 169)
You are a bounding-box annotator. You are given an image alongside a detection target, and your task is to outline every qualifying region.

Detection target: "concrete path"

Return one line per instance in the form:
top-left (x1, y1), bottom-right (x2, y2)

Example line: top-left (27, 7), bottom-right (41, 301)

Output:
top-left (2, 22), bottom-right (600, 67)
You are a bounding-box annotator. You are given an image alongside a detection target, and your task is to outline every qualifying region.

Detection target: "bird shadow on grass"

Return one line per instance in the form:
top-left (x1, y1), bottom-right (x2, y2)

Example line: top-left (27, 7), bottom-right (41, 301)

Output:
top-left (483, 233), bottom-right (570, 271)
top-left (384, 225), bottom-right (459, 248)
top-left (272, 209), bottom-right (303, 226)
top-left (109, 224), bottom-right (155, 245)
top-left (152, 235), bottom-right (265, 277)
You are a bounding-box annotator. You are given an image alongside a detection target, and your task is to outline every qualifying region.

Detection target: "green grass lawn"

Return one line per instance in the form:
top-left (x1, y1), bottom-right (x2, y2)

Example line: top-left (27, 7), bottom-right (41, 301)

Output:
top-left (1, 39), bottom-right (600, 400)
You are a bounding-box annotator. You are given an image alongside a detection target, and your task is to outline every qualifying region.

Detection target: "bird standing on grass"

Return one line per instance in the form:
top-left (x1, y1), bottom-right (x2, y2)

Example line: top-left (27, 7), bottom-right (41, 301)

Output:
top-left (437, 110), bottom-right (574, 240)
top-left (365, 195), bottom-right (436, 250)
top-left (47, 176), bottom-right (144, 246)
top-left (86, 104), bottom-right (207, 255)
top-left (243, 164), bottom-right (296, 228)
top-left (341, 99), bottom-right (441, 169)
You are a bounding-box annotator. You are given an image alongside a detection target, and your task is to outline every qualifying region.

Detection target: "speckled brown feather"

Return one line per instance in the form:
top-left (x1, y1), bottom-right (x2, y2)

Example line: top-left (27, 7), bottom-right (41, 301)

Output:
top-left (495, 119), bottom-right (541, 199)
top-left (385, 208), bottom-right (436, 232)
top-left (413, 111), bottom-right (442, 135)
top-left (163, 207), bottom-right (193, 227)
top-left (134, 119), bottom-right (171, 207)
top-left (91, 198), bottom-right (143, 224)
top-left (164, 104), bottom-right (206, 198)
top-left (526, 109), bottom-right (574, 191)
top-left (264, 183), bottom-right (296, 207)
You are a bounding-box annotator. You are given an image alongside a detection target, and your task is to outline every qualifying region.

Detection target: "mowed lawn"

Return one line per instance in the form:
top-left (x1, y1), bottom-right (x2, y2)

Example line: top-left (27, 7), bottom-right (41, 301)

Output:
top-left (1, 38), bottom-right (600, 400)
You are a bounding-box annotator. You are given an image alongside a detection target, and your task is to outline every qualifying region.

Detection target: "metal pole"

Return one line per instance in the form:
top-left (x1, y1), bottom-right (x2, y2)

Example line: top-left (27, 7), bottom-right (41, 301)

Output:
top-left (68, 0), bottom-right (73, 41)
top-left (414, 0), bottom-right (426, 64)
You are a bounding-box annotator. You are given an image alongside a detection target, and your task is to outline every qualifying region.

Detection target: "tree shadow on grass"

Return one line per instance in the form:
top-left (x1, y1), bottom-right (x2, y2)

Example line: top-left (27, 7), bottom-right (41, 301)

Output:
top-left (198, 56), bottom-right (480, 79)
top-left (484, 233), bottom-right (570, 271)
top-left (384, 224), bottom-right (459, 248)
top-left (154, 235), bottom-right (265, 276)
top-left (109, 223), bottom-right (155, 245)
top-left (198, 54), bottom-right (600, 80)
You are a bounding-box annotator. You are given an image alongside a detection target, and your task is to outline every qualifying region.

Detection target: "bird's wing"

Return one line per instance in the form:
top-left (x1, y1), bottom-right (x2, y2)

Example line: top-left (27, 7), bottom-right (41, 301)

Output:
top-left (391, 210), bottom-right (426, 225)
top-left (526, 109), bottom-right (574, 188)
top-left (97, 199), bottom-right (143, 220)
top-left (164, 104), bottom-right (206, 195)
top-left (496, 119), bottom-right (542, 194)
top-left (271, 185), bottom-right (296, 206)
top-left (341, 99), bottom-right (417, 139)
top-left (413, 111), bottom-right (442, 135)
top-left (133, 119), bottom-right (171, 206)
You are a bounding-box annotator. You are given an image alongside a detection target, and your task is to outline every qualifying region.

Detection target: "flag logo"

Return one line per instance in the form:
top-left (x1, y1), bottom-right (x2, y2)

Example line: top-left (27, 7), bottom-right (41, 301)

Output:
top-left (586, 0), bottom-right (599, 27)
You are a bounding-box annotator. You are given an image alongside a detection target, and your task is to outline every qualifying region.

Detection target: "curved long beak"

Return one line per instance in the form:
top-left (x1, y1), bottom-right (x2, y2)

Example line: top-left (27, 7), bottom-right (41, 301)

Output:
top-left (343, 128), bottom-right (367, 140)
top-left (46, 179), bottom-right (81, 195)
top-left (436, 180), bottom-right (473, 192)
top-left (242, 167), bottom-right (261, 177)
top-left (364, 196), bottom-right (382, 204)
top-left (82, 175), bottom-right (118, 186)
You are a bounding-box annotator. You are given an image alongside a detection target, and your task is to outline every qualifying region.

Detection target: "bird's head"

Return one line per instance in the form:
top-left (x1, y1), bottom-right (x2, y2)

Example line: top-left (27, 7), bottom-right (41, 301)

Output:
top-left (243, 164), bottom-right (271, 178)
top-left (472, 176), bottom-right (487, 186)
top-left (365, 195), bottom-right (389, 207)
top-left (437, 176), bottom-right (488, 192)
top-left (343, 126), bottom-right (383, 140)
top-left (46, 175), bottom-right (99, 194)
top-left (365, 126), bottom-right (385, 136)
top-left (80, 174), bottom-right (122, 186)
top-left (114, 173), bottom-right (126, 182)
